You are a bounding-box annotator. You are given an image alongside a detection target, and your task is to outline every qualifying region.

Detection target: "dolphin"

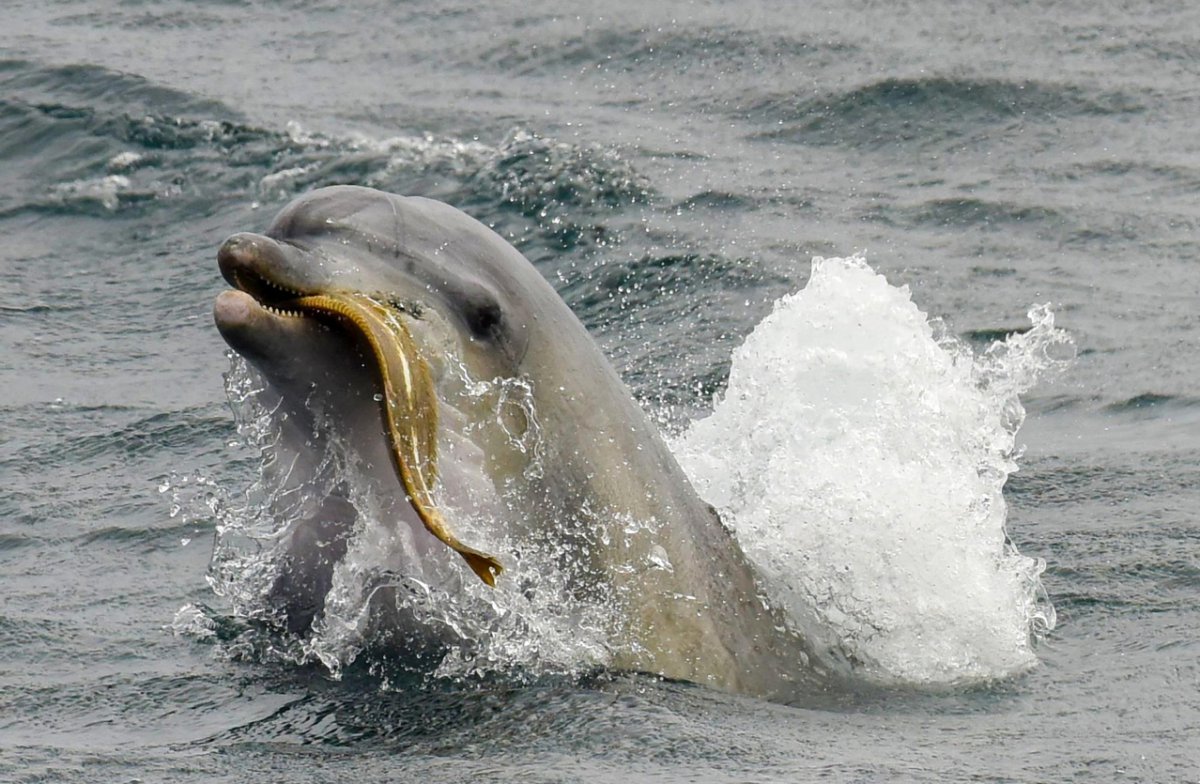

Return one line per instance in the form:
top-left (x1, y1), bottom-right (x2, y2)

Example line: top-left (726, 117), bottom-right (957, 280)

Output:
top-left (212, 185), bottom-right (814, 698)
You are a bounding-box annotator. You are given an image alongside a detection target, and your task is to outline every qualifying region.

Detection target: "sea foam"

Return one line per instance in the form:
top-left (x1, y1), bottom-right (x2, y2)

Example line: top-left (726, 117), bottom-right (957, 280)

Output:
top-left (674, 254), bottom-right (1068, 685)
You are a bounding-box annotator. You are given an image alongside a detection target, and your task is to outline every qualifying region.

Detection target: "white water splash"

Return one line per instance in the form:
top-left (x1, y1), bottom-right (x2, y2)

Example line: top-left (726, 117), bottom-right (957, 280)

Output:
top-left (258, 124), bottom-right (647, 218)
top-left (48, 174), bottom-right (132, 211)
top-left (198, 354), bottom-right (614, 680)
top-left (675, 254), bottom-right (1069, 685)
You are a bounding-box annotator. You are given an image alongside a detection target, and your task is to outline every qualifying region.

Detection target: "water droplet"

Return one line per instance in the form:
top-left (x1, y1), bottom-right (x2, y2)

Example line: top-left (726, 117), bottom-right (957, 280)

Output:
top-left (648, 545), bottom-right (673, 573)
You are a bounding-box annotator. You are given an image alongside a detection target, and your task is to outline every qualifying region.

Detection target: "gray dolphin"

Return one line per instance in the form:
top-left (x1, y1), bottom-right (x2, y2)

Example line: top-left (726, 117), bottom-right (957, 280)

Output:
top-left (212, 185), bottom-right (814, 698)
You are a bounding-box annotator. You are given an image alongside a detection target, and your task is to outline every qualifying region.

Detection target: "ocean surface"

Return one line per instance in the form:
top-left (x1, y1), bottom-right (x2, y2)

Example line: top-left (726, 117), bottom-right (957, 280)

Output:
top-left (2, 1), bottom-right (1199, 781)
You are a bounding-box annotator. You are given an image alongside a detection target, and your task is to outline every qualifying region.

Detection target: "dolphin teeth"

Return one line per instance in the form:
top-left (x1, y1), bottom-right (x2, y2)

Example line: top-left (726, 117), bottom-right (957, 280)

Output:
top-left (268, 279), bottom-right (300, 296)
top-left (263, 304), bottom-right (301, 318)
top-left (269, 280), bottom-right (298, 296)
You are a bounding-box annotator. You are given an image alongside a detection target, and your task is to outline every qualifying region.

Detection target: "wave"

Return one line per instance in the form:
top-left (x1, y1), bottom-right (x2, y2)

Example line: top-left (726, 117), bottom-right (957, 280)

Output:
top-left (0, 58), bottom-right (231, 117)
top-left (752, 76), bottom-right (1143, 148)
top-left (873, 197), bottom-right (1062, 230)
top-left (0, 60), bottom-right (650, 259)
top-left (1104, 392), bottom-right (1200, 412)
top-left (675, 255), bottom-right (1070, 685)
top-left (480, 25), bottom-right (853, 78)
top-left (961, 325), bottom-right (1032, 346)
top-left (861, 196), bottom-right (1145, 249)
top-left (0, 532), bottom-right (35, 552)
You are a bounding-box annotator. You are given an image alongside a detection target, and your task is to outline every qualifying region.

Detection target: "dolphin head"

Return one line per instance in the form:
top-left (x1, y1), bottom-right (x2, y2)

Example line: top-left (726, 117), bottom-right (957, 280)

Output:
top-left (213, 186), bottom-right (555, 588)
top-left (215, 186), bottom-right (536, 392)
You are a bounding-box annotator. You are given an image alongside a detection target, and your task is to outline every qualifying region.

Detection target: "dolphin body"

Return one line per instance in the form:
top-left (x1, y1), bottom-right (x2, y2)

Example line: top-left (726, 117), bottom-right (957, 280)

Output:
top-left (212, 185), bottom-right (814, 699)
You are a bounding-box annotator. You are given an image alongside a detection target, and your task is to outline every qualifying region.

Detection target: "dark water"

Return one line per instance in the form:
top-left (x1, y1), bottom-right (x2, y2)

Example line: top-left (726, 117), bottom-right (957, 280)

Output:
top-left (2, 1), bottom-right (1198, 781)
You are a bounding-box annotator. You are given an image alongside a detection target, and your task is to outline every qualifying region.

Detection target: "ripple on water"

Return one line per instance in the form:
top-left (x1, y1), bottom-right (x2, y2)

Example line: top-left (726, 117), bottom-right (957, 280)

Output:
top-left (0, 59), bottom-right (651, 264)
top-left (751, 76), bottom-right (1144, 148)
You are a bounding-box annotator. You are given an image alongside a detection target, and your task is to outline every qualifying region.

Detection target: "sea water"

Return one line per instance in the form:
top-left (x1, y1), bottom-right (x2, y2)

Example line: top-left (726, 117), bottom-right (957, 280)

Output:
top-left (3, 0), bottom-right (1199, 781)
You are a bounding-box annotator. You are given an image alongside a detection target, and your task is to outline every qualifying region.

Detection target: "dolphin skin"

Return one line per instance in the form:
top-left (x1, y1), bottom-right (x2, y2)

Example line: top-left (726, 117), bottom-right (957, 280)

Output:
top-left (213, 186), bottom-right (814, 698)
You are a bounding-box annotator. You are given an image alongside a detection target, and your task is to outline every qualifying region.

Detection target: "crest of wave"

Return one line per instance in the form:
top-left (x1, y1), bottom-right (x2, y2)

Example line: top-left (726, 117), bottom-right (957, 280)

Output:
top-left (258, 123), bottom-right (648, 219)
top-left (674, 254), bottom-right (1069, 685)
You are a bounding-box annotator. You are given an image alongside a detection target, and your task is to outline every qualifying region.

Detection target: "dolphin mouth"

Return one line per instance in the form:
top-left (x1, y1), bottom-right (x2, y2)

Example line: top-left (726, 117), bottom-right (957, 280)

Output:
top-left (215, 234), bottom-right (504, 587)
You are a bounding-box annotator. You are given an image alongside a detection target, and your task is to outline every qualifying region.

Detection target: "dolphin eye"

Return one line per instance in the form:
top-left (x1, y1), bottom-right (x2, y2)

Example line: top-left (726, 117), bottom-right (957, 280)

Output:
top-left (465, 297), bottom-right (503, 340)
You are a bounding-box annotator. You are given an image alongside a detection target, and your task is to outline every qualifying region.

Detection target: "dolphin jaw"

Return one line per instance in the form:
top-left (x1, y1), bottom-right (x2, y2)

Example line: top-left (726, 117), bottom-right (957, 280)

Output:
top-left (217, 232), bottom-right (323, 311)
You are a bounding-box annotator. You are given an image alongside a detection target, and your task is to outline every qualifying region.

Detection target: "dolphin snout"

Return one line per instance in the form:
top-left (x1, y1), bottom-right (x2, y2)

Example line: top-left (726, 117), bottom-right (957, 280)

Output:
top-left (217, 232), bottom-right (292, 290)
